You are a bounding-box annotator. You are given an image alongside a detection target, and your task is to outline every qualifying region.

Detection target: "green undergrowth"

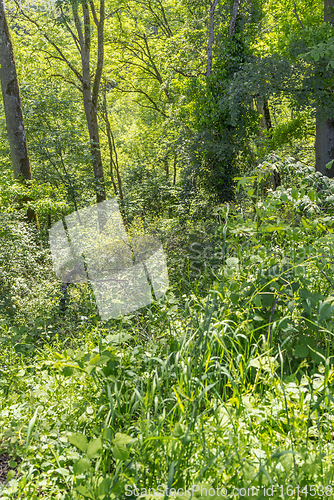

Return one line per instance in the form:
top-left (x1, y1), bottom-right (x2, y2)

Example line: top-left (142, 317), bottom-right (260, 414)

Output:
top-left (1, 158), bottom-right (334, 498)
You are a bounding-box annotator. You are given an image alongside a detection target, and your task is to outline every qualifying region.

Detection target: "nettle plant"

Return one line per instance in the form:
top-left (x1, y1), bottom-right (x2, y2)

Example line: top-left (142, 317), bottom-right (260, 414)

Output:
top-left (195, 160), bottom-right (334, 374)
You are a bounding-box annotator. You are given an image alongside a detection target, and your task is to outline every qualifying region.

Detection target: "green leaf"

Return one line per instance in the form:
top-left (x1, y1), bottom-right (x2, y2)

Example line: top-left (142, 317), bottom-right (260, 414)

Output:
top-left (308, 189), bottom-right (316, 201)
top-left (326, 160), bottom-right (334, 170)
top-left (173, 423), bottom-right (184, 438)
top-left (112, 443), bottom-right (129, 461)
top-left (89, 353), bottom-right (106, 365)
top-left (62, 366), bottom-right (74, 377)
top-left (252, 315), bottom-right (264, 322)
top-left (26, 408), bottom-right (38, 453)
top-left (310, 348), bottom-right (326, 364)
top-left (73, 457), bottom-right (91, 475)
top-left (87, 437), bottom-right (102, 459)
top-left (319, 302), bottom-right (334, 322)
top-left (114, 433), bottom-right (133, 445)
top-left (225, 257), bottom-right (239, 266)
top-left (55, 467), bottom-right (70, 477)
top-left (230, 293), bottom-right (239, 305)
top-left (75, 485), bottom-right (94, 499)
top-left (68, 433), bottom-right (88, 452)
top-left (253, 295), bottom-right (262, 307)
top-left (112, 433), bottom-right (133, 460)
top-left (293, 345), bottom-right (309, 358)
top-left (97, 478), bottom-right (112, 497)
top-left (291, 189), bottom-right (298, 200)
top-left (7, 470), bottom-right (16, 482)
top-left (301, 300), bottom-right (312, 316)
top-left (167, 461), bottom-right (175, 492)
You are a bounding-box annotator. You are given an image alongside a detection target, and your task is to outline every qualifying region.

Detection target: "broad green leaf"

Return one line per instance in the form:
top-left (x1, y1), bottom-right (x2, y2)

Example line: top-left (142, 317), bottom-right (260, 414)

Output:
top-left (173, 423), bottom-right (184, 438)
top-left (308, 189), bottom-right (316, 201)
top-left (87, 437), bottom-right (102, 459)
top-left (310, 348), bottom-right (326, 364)
top-left (253, 295), bottom-right (262, 307)
top-left (97, 477), bottom-right (112, 497)
top-left (68, 433), bottom-right (88, 452)
top-left (112, 433), bottom-right (133, 460)
top-left (55, 467), bottom-right (69, 477)
top-left (252, 314), bottom-right (264, 322)
top-left (326, 160), bottom-right (334, 170)
top-left (293, 345), bottom-right (309, 358)
top-left (291, 189), bottom-right (298, 200)
top-left (114, 433), bottom-right (133, 445)
top-left (73, 457), bottom-right (91, 475)
top-left (112, 443), bottom-right (129, 461)
top-left (75, 485), bottom-right (94, 499)
top-left (225, 257), bottom-right (239, 266)
top-left (319, 302), bottom-right (334, 322)
top-left (7, 470), bottom-right (15, 482)
top-left (62, 366), bottom-right (74, 377)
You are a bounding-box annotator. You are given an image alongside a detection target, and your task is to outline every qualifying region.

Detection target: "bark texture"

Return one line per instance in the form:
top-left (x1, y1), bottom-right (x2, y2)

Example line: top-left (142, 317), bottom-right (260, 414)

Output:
top-left (229, 0), bottom-right (240, 38)
top-left (315, 118), bottom-right (334, 177)
top-left (315, 0), bottom-right (334, 177)
top-left (0, 0), bottom-right (31, 180)
top-left (206, 0), bottom-right (219, 77)
top-left (0, 0), bottom-right (39, 226)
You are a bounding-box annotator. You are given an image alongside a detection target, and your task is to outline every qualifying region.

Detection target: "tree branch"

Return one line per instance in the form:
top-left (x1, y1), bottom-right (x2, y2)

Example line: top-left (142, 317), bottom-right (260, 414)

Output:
top-left (91, 0), bottom-right (105, 109)
top-left (293, 1), bottom-right (305, 30)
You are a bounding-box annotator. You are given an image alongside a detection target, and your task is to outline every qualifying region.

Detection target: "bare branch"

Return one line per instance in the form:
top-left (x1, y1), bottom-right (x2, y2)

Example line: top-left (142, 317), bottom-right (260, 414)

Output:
top-left (114, 86), bottom-right (168, 117)
top-left (59, 6), bottom-right (82, 54)
top-left (293, 1), bottom-right (305, 30)
top-left (15, 3), bottom-right (82, 82)
top-left (49, 74), bottom-right (83, 93)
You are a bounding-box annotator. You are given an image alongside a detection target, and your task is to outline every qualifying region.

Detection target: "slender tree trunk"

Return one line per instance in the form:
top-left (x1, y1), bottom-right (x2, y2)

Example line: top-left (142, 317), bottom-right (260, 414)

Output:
top-left (163, 158), bottom-right (169, 177)
top-left (262, 98), bottom-right (272, 134)
top-left (103, 105), bottom-right (123, 200)
top-left (229, 0), bottom-right (240, 38)
top-left (100, 84), bottom-right (123, 200)
top-left (315, 0), bottom-right (334, 177)
top-left (73, 0), bottom-right (106, 203)
top-left (206, 0), bottom-right (219, 77)
top-left (173, 156), bottom-right (177, 185)
top-left (0, 0), bottom-right (38, 226)
top-left (255, 97), bottom-right (272, 136)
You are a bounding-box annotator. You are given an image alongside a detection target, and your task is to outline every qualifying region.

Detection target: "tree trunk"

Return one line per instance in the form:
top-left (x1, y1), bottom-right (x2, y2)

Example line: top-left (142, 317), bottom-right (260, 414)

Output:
top-left (0, 0), bottom-right (38, 226)
top-left (206, 0), bottom-right (219, 77)
top-left (229, 0), bottom-right (240, 38)
top-left (73, 0), bottom-right (106, 204)
top-left (173, 155), bottom-right (177, 185)
top-left (0, 0), bottom-right (31, 179)
top-left (102, 89), bottom-right (123, 200)
top-left (315, 118), bottom-right (334, 177)
top-left (315, 0), bottom-right (334, 177)
top-left (255, 97), bottom-right (272, 136)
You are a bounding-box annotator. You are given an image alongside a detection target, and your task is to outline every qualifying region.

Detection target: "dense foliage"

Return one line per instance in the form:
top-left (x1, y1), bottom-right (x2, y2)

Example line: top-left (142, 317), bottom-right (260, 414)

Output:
top-left (1, 0), bottom-right (334, 499)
